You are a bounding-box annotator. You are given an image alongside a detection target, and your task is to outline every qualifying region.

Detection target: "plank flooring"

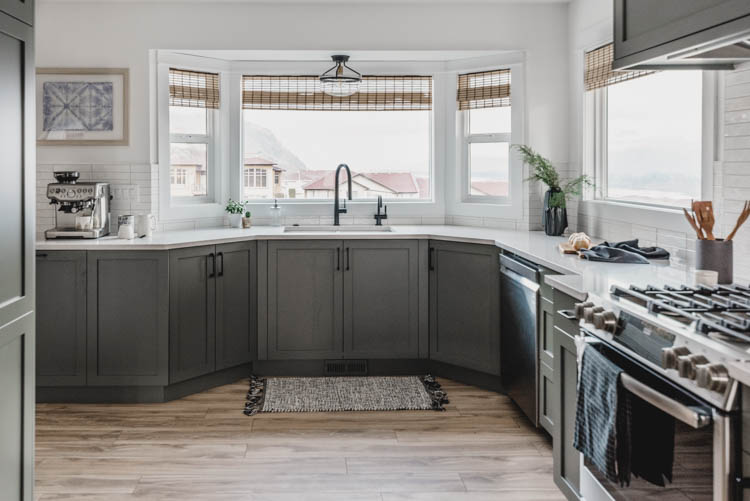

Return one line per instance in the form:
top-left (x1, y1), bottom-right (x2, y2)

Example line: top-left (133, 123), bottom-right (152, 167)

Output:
top-left (35, 377), bottom-right (564, 501)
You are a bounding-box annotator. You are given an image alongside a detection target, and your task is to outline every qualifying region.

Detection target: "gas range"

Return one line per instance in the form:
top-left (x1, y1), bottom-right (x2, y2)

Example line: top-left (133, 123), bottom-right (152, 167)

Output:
top-left (578, 283), bottom-right (750, 412)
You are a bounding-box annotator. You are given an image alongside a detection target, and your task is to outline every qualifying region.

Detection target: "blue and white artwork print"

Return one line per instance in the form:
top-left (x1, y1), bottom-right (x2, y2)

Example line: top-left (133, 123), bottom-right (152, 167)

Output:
top-left (42, 81), bottom-right (114, 132)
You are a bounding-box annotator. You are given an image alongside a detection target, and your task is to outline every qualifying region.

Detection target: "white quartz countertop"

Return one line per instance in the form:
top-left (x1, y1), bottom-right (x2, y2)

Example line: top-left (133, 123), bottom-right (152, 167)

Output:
top-left (36, 225), bottom-right (697, 300)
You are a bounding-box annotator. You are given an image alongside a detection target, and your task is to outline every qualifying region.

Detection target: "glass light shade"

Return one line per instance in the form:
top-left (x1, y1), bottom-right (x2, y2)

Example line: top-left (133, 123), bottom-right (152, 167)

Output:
top-left (321, 79), bottom-right (361, 97)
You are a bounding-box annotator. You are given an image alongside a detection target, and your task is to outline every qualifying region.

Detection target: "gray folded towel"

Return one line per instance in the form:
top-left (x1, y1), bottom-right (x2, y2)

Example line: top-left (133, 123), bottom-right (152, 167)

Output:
top-left (573, 345), bottom-right (629, 484)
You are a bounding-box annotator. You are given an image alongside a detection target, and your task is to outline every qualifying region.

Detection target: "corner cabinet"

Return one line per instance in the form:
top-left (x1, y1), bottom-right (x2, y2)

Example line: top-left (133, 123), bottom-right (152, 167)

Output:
top-left (87, 251), bottom-right (169, 386)
top-left (264, 239), bottom-right (424, 360)
top-left (170, 242), bottom-right (257, 383)
top-left (429, 241), bottom-right (500, 375)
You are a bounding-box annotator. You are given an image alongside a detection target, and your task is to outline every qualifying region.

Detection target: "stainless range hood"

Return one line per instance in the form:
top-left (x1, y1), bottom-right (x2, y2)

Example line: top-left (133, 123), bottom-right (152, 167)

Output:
top-left (613, 1), bottom-right (750, 71)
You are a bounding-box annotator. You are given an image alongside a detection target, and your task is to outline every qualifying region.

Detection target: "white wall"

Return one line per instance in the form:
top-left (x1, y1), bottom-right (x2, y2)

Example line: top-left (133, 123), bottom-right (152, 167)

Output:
top-left (567, 0), bottom-right (750, 281)
top-left (35, 0), bottom-right (569, 232)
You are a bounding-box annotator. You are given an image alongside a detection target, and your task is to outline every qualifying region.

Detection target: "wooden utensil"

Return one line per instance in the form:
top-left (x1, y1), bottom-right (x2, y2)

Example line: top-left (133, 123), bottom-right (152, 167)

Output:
top-left (726, 200), bottom-right (750, 241)
top-left (693, 201), bottom-right (716, 240)
top-left (682, 208), bottom-right (704, 240)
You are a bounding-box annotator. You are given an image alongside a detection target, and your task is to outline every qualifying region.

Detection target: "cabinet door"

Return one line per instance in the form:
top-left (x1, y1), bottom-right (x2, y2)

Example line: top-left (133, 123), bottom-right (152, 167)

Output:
top-left (216, 241), bottom-right (257, 370)
top-left (552, 290), bottom-right (581, 500)
top-left (36, 251), bottom-right (86, 386)
top-left (169, 246), bottom-right (216, 383)
top-left (539, 361), bottom-right (555, 435)
top-left (267, 240), bottom-right (343, 360)
top-left (429, 241), bottom-right (500, 375)
top-left (0, 0), bottom-right (32, 26)
top-left (614, 0), bottom-right (750, 67)
top-left (87, 251), bottom-right (169, 386)
top-left (0, 316), bottom-right (34, 501)
top-left (343, 240), bottom-right (420, 359)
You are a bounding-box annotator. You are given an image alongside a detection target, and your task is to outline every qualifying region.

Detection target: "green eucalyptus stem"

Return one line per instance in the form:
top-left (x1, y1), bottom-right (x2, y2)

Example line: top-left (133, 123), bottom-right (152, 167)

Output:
top-left (513, 144), bottom-right (592, 209)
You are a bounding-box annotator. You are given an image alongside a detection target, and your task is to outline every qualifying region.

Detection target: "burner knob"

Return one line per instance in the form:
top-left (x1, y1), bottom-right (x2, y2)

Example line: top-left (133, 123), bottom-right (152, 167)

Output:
top-left (661, 346), bottom-right (691, 370)
top-left (583, 306), bottom-right (604, 323)
top-left (593, 311), bottom-right (618, 333)
top-left (696, 363), bottom-right (729, 393)
top-left (677, 354), bottom-right (709, 379)
top-left (574, 302), bottom-right (594, 320)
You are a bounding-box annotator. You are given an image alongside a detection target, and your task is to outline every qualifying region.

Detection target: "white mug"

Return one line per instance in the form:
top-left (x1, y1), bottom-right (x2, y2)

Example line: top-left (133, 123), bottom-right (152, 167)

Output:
top-left (135, 214), bottom-right (155, 237)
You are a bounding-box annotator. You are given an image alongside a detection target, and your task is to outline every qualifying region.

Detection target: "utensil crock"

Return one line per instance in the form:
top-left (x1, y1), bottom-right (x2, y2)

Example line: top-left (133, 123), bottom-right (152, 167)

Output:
top-left (695, 239), bottom-right (733, 284)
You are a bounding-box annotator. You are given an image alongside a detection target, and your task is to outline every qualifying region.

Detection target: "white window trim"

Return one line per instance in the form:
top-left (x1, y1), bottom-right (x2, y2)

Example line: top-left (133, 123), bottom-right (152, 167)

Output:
top-left (169, 109), bottom-right (216, 205)
top-left (446, 58), bottom-right (525, 220)
top-left (157, 58), bottom-right (230, 221)
top-left (460, 126), bottom-right (513, 205)
top-left (581, 64), bottom-right (718, 227)
top-left (155, 51), bottom-right (525, 221)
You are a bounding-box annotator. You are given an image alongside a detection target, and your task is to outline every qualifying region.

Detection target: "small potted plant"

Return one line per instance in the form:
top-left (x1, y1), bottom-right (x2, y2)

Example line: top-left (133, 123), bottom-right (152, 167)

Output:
top-left (242, 210), bottom-right (252, 228)
top-left (225, 199), bottom-right (245, 228)
top-left (514, 145), bottom-right (592, 236)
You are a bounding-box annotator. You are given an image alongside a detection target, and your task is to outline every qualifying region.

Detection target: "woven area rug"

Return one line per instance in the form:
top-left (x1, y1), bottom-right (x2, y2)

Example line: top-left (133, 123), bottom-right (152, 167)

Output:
top-left (244, 375), bottom-right (448, 415)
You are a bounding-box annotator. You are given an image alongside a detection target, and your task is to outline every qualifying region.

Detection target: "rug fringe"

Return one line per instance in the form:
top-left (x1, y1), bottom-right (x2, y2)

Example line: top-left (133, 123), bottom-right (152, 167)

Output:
top-left (244, 374), bottom-right (266, 416)
top-left (420, 374), bottom-right (449, 411)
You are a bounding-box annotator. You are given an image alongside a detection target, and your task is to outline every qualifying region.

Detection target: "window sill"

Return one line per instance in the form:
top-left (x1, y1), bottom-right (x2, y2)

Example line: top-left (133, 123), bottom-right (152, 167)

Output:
top-left (579, 199), bottom-right (686, 229)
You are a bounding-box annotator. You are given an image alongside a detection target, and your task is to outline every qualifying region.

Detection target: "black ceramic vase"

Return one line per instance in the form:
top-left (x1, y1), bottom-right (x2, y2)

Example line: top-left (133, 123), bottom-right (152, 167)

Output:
top-left (543, 188), bottom-right (568, 236)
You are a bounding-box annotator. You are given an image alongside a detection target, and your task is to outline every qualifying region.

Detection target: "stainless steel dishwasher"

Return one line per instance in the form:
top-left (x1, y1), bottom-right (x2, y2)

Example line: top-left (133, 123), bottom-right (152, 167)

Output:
top-left (499, 253), bottom-right (540, 426)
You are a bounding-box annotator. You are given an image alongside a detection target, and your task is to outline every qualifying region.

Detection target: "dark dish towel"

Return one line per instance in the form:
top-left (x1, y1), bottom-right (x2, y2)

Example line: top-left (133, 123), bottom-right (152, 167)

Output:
top-left (579, 244), bottom-right (650, 264)
top-left (628, 392), bottom-right (675, 486)
top-left (610, 239), bottom-right (671, 260)
top-left (579, 238), bottom-right (670, 263)
top-left (573, 345), bottom-right (630, 485)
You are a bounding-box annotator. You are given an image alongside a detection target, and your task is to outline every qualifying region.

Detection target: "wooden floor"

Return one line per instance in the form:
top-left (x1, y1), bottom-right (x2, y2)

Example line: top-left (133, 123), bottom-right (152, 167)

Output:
top-left (35, 377), bottom-right (564, 501)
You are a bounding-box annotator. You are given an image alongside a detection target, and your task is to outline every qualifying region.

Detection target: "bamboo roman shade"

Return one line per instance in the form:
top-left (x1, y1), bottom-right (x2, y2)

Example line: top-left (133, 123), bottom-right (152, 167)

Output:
top-left (241, 75), bottom-right (432, 111)
top-left (169, 68), bottom-right (220, 109)
top-left (584, 43), bottom-right (654, 91)
top-left (457, 69), bottom-right (511, 110)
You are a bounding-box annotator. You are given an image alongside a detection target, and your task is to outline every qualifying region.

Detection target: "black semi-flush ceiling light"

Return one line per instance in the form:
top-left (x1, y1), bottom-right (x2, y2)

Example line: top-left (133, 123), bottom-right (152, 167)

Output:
top-left (320, 55), bottom-right (362, 97)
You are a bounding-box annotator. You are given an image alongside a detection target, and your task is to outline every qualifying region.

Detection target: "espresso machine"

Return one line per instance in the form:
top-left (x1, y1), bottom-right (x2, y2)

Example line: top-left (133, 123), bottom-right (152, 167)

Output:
top-left (45, 171), bottom-right (112, 239)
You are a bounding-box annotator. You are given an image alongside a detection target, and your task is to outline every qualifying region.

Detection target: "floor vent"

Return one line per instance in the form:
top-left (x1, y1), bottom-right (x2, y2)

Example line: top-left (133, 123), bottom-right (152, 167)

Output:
top-left (324, 360), bottom-right (368, 376)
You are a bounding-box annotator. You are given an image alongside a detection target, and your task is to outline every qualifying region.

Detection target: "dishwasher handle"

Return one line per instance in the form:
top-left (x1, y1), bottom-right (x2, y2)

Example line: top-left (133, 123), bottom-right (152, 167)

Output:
top-left (500, 254), bottom-right (540, 283)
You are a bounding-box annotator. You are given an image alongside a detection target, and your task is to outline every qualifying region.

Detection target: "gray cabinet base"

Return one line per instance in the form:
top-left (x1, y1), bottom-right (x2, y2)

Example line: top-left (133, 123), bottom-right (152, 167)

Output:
top-left (37, 364), bottom-right (251, 403)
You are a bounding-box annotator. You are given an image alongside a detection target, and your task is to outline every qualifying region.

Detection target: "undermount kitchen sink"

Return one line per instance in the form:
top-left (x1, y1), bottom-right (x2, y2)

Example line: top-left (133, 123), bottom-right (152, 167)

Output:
top-left (283, 225), bottom-right (393, 233)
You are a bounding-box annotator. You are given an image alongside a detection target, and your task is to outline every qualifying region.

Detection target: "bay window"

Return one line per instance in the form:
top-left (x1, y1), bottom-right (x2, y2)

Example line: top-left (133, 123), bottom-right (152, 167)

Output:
top-left (457, 69), bottom-right (514, 203)
top-left (168, 68), bottom-right (219, 203)
top-left (241, 75), bottom-right (432, 200)
top-left (584, 44), bottom-right (707, 209)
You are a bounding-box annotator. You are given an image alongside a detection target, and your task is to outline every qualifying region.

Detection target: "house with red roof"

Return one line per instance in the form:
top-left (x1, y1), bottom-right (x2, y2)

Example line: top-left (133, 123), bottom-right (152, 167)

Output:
top-left (302, 171), bottom-right (428, 199)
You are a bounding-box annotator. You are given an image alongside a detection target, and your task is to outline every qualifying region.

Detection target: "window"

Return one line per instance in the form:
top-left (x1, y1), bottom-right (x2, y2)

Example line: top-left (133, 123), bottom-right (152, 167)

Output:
top-left (585, 44), bottom-right (704, 208)
top-left (244, 168), bottom-right (267, 188)
top-left (168, 68), bottom-right (219, 202)
top-left (241, 75), bottom-right (432, 200)
top-left (458, 69), bottom-right (512, 201)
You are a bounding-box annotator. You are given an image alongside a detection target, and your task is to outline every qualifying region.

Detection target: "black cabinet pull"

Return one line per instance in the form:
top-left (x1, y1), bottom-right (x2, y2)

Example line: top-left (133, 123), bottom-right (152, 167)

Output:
top-left (429, 247), bottom-right (435, 271)
top-left (208, 253), bottom-right (216, 278)
top-left (36, 253), bottom-right (48, 258)
top-left (346, 247), bottom-right (350, 271)
top-left (336, 248), bottom-right (341, 271)
top-left (217, 252), bottom-right (224, 277)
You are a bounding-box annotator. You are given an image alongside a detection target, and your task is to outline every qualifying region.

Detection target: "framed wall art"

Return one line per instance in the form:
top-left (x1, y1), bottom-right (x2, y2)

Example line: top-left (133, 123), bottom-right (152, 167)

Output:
top-left (36, 68), bottom-right (129, 146)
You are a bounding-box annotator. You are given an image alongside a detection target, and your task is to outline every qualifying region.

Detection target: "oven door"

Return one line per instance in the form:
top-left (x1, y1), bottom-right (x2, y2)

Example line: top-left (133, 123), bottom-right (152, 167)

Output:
top-left (578, 333), bottom-right (735, 501)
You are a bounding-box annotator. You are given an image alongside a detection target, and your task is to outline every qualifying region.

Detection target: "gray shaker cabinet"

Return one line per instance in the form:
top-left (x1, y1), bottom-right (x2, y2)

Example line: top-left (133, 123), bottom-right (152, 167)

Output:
top-left (429, 240), bottom-right (501, 375)
top-left (36, 251), bottom-right (87, 386)
top-left (267, 240), bottom-right (344, 360)
top-left (552, 289), bottom-right (581, 501)
top-left (343, 240), bottom-right (421, 359)
top-left (169, 245), bottom-right (216, 383)
top-left (87, 251), bottom-right (169, 386)
top-left (0, 0), bottom-right (33, 26)
top-left (215, 241), bottom-right (257, 370)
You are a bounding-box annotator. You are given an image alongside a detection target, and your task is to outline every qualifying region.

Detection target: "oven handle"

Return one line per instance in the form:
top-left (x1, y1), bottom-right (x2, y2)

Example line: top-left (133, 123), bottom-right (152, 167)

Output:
top-left (619, 373), bottom-right (713, 429)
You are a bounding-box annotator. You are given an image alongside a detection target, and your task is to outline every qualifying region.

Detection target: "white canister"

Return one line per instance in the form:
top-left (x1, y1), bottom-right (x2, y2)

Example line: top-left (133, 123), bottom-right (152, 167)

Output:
top-left (135, 214), bottom-right (156, 237)
top-left (118, 222), bottom-right (135, 240)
